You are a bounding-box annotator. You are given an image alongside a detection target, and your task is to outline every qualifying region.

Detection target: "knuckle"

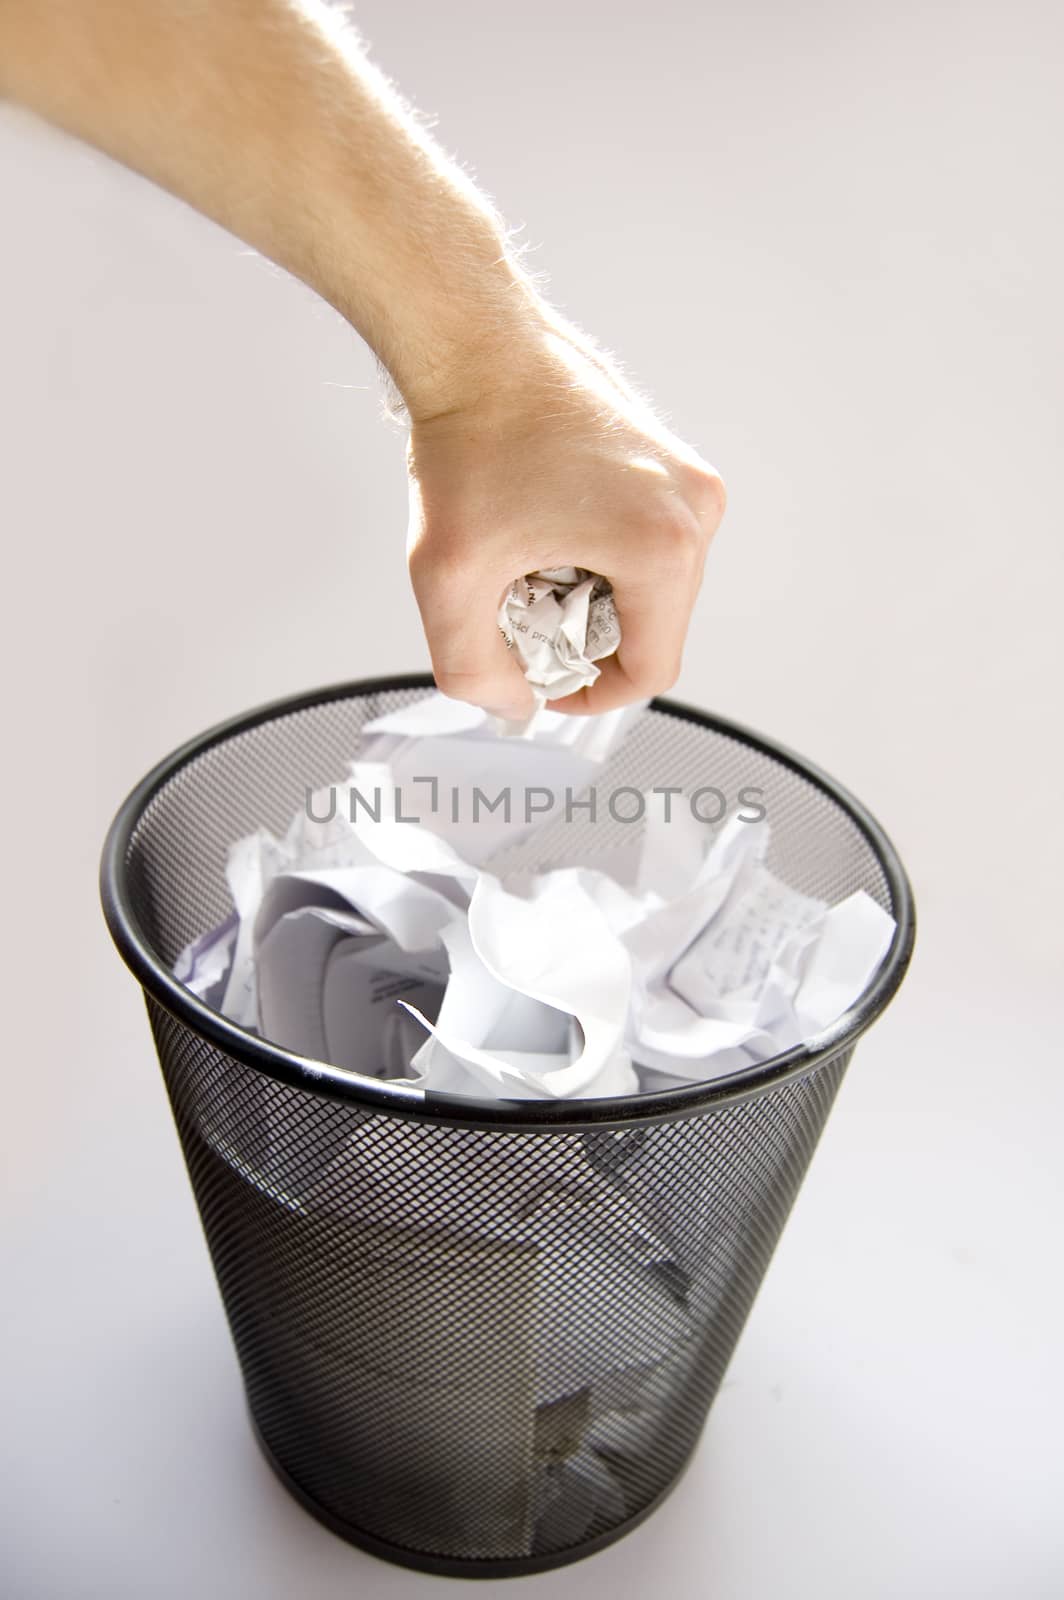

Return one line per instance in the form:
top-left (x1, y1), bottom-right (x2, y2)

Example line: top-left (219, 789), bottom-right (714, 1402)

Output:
top-left (652, 508), bottom-right (704, 575)
top-left (435, 672), bottom-right (527, 717)
top-left (691, 467), bottom-right (727, 527)
top-left (432, 668), bottom-right (481, 703)
top-left (654, 658), bottom-right (683, 697)
top-left (629, 654), bottom-right (682, 698)
top-left (408, 537), bottom-right (468, 592)
top-left (406, 538), bottom-right (433, 585)
top-left (432, 665), bottom-right (511, 708)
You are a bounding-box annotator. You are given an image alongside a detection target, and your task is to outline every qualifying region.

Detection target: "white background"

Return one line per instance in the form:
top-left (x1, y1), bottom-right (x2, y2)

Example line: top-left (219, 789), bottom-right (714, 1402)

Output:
top-left (1, 2), bottom-right (1061, 1595)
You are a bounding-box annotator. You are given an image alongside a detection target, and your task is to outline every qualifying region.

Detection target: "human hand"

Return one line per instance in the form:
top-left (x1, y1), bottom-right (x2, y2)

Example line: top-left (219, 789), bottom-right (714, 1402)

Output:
top-left (0, 3), bottom-right (724, 726)
top-left (405, 313), bottom-right (726, 721)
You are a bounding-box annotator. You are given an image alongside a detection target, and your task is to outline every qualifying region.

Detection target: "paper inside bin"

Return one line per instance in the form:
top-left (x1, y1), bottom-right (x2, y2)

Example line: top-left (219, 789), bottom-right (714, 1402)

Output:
top-left (175, 690), bottom-right (897, 1099)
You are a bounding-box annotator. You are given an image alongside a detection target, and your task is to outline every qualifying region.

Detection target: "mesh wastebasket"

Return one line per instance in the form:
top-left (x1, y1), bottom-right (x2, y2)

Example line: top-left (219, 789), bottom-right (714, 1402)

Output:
top-left (99, 673), bottom-right (915, 1578)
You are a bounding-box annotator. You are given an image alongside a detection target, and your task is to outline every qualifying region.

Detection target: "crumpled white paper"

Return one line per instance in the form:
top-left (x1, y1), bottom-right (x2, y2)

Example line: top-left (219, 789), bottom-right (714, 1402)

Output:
top-left (175, 689), bottom-right (896, 1102)
top-left (497, 567), bottom-right (621, 731)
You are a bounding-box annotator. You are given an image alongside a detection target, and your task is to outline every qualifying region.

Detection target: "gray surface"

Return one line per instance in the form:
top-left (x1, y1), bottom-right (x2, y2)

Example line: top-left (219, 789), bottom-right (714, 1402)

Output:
top-left (1, 1), bottom-right (1061, 1595)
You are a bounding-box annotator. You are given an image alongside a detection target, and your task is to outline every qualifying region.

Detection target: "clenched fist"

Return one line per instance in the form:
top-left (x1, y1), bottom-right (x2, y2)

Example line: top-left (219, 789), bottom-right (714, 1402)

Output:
top-left (406, 315), bottom-right (726, 722)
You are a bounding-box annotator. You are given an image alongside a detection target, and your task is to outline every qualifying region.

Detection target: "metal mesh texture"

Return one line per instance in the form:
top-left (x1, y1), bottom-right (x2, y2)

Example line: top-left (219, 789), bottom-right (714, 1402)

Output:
top-left (120, 686), bottom-right (897, 1576)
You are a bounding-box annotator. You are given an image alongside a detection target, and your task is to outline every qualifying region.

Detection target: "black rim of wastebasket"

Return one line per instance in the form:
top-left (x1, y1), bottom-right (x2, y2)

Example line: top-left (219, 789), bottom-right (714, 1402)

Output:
top-left (100, 672), bottom-right (916, 1133)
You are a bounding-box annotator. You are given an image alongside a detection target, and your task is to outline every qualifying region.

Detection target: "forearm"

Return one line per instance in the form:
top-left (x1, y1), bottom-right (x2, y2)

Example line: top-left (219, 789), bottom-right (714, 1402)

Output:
top-left (0, 0), bottom-right (543, 419)
top-left (1, 0), bottom-right (727, 720)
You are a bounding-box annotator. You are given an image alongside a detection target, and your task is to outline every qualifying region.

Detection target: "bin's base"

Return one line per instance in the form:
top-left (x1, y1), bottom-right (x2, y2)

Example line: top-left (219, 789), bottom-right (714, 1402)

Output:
top-left (245, 1401), bottom-right (702, 1580)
